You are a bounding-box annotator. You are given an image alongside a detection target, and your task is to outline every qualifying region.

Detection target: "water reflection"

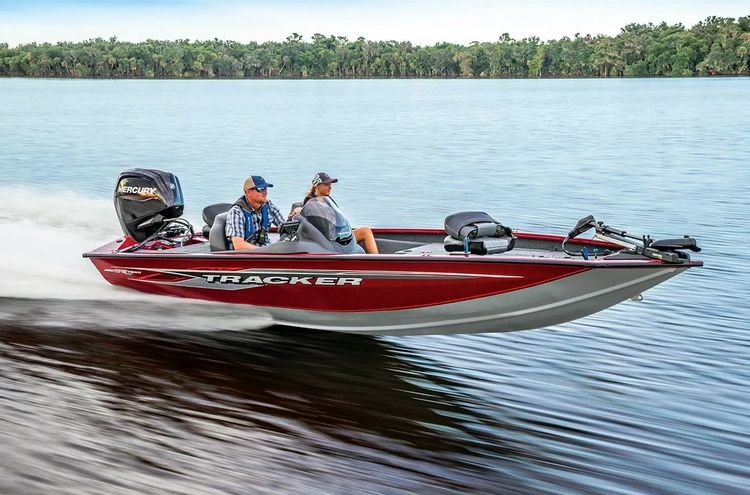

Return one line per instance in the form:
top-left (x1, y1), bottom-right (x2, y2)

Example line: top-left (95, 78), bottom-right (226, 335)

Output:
top-left (0, 322), bottom-right (533, 493)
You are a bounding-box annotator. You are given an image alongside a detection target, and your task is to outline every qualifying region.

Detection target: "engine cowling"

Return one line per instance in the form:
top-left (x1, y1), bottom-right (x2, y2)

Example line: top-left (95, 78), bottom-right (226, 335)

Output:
top-left (114, 168), bottom-right (184, 241)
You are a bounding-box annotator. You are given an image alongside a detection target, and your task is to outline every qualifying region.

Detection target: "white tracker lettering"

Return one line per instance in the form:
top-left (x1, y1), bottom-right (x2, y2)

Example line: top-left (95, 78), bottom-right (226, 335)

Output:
top-left (199, 274), bottom-right (364, 287)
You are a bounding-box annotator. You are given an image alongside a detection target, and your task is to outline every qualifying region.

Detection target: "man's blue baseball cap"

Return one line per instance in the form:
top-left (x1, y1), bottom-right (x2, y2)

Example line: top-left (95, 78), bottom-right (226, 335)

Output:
top-left (243, 175), bottom-right (274, 191)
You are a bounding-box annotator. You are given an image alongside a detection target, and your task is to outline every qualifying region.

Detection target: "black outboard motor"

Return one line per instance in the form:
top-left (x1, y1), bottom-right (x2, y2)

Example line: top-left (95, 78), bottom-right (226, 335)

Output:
top-left (114, 168), bottom-right (184, 241)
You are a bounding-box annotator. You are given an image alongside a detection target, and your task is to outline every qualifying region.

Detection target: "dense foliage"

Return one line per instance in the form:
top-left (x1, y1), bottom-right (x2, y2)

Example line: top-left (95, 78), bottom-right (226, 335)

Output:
top-left (2, 16), bottom-right (749, 78)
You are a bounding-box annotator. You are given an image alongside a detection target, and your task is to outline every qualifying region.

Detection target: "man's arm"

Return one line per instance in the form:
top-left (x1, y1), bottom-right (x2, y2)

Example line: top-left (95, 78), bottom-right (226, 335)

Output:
top-left (268, 201), bottom-right (286, 226)
top-left (225, 206), bottom-right (257, 250)
top-left (287, 201), bottom-right (304, 220)
top-left (232, 237), bottom-right (258, 250)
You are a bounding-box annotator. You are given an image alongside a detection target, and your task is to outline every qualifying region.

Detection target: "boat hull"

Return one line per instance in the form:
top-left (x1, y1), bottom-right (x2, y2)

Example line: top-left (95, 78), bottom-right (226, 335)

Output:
top-left (270, 265), bottom-right (687, 335)
top-left (87, 250), bottom-right (692, 335)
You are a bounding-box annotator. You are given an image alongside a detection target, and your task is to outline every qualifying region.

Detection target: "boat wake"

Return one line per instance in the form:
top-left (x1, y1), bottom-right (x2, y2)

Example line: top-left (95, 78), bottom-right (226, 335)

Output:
top-left (0, 184), bottom-right (271, 332)
top-left (0, 297), bottom-right (273, 332)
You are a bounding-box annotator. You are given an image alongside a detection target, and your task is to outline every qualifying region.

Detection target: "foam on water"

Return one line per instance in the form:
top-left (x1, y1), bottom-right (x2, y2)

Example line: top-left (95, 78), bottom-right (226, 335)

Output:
top-left (0, 184), bottom-right (272, 331)
top-left (0, 184), bottom-right (124, 299)
top-left (0, 297), bottom-right (273, 332)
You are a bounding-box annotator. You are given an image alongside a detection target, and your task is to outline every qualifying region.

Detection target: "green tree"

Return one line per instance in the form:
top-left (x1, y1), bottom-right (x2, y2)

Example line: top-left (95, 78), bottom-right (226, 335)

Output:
top-left (1, 16), bottom-right (748, 79)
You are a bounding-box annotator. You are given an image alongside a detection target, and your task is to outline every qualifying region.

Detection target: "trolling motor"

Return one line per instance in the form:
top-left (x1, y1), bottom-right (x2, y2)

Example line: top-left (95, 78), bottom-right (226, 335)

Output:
top-left (563, 215), bottom-right (700, 263)
top-left (114, 168), bottom-right (193, 251)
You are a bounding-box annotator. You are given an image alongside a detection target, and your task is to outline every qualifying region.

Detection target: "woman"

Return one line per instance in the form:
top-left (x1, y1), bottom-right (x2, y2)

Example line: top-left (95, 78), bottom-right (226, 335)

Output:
top-left (293, 172), bottom-right (379, 254)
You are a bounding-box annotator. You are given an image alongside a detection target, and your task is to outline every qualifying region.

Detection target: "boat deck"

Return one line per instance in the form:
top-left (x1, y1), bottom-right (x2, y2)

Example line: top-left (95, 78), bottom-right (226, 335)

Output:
top-left (164, 236), bottom-right (588, 260)
top-left (393, 242), bottom-right (579, 259)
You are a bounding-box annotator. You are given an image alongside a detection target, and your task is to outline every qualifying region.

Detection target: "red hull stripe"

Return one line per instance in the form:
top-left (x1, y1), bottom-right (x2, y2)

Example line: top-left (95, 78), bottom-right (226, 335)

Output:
top-left (92, 258), bottom-right (590, 312)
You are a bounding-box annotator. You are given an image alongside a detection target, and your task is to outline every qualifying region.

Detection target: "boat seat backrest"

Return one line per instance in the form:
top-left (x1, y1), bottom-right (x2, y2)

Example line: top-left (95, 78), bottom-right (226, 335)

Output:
top-left (445, 211), bottom-right (509, 239)
top-left (202, 203), bottom-right (233, 238)
top-left (203, 203), bottom-right (233, 227)
top-left (209, 212), bottom-right (229, 251)
top-left (443, 211), bottom-right (515, 255)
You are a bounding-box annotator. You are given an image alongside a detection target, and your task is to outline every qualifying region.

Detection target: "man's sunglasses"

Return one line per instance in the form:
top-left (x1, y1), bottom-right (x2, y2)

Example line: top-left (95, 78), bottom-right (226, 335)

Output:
top-left (252, 187), bottom-right (267, 193)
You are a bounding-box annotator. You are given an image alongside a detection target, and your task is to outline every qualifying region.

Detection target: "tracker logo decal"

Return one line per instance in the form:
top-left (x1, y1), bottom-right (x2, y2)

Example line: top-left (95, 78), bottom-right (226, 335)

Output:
top-left (201, 274), bottom-right (362, 286)
top-left (125, 268), bottom-right (369, 290)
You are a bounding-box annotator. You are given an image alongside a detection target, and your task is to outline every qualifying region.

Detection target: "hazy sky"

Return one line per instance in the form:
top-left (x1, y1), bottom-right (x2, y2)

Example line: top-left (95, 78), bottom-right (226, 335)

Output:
top-left (1, 0), bottom-right (748, 46)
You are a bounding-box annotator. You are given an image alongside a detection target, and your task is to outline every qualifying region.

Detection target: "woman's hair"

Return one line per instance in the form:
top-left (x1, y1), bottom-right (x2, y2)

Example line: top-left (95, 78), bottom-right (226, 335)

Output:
top-left (302, 184), bottom-right (318, 205)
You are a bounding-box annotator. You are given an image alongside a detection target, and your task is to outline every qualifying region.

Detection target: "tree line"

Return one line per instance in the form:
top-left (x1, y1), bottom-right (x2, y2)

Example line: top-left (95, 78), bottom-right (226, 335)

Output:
top-left (1, 16), bottom-right (749, 79)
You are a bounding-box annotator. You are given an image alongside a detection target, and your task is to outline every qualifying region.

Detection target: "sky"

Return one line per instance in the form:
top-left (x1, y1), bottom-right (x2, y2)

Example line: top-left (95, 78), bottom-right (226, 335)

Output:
top-left (1, 0), bottom-right (748, 46)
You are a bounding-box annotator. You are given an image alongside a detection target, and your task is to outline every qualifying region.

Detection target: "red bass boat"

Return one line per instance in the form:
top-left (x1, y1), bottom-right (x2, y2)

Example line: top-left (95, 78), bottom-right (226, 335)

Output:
top-left (84, 169), bottom-right (702, 336)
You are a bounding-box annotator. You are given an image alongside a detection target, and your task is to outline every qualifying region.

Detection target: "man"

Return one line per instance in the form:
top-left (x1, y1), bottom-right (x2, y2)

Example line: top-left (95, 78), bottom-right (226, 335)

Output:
top-left (225, 175), bottom-right (285, 250)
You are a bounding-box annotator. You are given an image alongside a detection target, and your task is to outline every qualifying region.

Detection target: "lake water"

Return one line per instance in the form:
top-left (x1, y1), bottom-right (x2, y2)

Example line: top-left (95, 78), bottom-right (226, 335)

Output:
top-left (1, 78), bottom-right (749, 494)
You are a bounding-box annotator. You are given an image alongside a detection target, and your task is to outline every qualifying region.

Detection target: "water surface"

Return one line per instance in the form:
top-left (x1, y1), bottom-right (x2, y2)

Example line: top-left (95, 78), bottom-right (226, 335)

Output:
top-left (1, 78), bottom-right (749, 494)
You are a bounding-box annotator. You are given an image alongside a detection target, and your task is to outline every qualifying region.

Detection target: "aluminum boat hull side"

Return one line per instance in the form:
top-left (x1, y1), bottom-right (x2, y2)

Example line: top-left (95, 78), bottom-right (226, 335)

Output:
top-left (87, 250), bottom-right (690, 335)
top-left (265, 266), bottom-right (686, 335)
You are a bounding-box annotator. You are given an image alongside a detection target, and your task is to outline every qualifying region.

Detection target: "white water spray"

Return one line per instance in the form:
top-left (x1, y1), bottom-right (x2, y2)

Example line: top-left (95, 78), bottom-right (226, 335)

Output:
top-left (0, 184), bottom-right (272, 331)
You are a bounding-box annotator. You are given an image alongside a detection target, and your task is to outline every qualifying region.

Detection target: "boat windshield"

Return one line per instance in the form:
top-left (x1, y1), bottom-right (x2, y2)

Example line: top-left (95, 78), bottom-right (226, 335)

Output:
top-left (300, 197), bottom-right (354, 245)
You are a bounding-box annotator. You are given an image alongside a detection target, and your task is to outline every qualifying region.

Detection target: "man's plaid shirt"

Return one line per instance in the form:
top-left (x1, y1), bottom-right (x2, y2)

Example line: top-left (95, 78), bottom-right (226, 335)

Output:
top-left (225, 200), bottom-right (284, 246)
